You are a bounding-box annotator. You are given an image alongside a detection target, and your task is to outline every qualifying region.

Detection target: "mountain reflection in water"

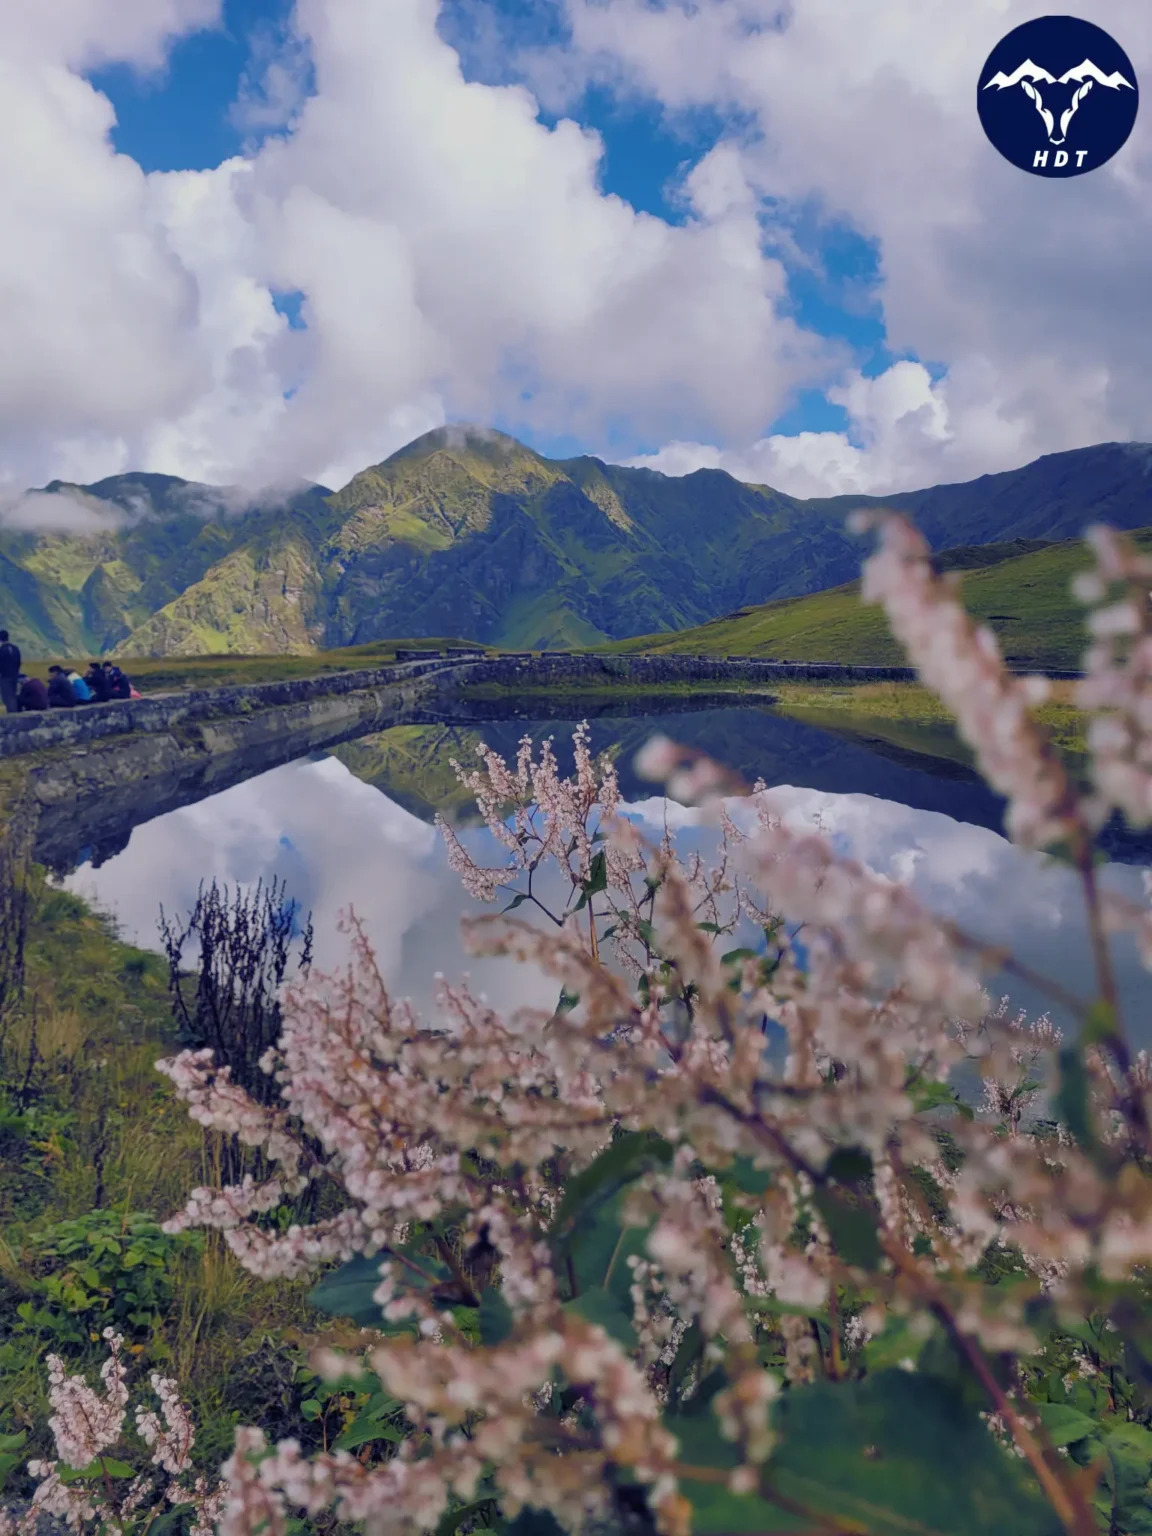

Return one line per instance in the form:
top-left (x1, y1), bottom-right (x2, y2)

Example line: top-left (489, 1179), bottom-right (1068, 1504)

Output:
top-left (51, 705), bottom-right (1151, 1039)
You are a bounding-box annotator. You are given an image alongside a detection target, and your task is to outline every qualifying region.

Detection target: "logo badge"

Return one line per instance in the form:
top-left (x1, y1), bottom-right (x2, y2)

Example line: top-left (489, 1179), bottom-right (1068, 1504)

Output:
top-left (977, 15), bottom-right (1138, 176)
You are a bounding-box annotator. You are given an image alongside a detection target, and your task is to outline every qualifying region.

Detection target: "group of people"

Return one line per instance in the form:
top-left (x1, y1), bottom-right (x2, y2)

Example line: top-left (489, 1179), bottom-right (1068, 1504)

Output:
top-left (0, 630), bottom-right (137, 714)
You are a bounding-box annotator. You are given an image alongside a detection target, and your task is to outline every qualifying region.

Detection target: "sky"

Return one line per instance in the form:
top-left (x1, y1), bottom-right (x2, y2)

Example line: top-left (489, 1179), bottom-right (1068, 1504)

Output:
top-left (1, 0), bottom-right (1149, 504)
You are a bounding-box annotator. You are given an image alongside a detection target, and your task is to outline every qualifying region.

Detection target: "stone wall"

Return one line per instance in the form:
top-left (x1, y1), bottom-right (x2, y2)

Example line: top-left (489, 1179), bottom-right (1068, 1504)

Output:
top-left (0, 649), bottom-right (1082, 767)
top-left (439, 652), bottom-right (922, 688)
top-left (0, 658), bottom-right (450, 761)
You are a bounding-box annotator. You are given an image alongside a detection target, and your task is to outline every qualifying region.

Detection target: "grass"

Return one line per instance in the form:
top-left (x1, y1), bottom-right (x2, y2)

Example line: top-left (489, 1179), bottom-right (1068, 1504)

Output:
top-left (0, 863), bottom-right (332, 1487)
top-left (455, 677), bottom-right (774, 701)
top-left (769, 679), bottom-right (1088, 764)
top-left (602, 527), bottom-right (1152, 671)
top-left (19, 637), bottom-right (497, 695)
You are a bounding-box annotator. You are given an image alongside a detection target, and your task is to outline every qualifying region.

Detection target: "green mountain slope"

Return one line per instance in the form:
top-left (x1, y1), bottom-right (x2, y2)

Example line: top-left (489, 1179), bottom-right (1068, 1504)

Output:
top-left (2, 428), bottom-right (1150, 659)
top-left (608, 529), bottom-right (1152, 670)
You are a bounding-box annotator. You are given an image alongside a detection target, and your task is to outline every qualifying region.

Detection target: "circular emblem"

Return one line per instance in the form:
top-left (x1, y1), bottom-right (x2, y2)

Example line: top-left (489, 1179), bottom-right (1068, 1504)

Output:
top-left (977, 14), bottom-right (1138, 177)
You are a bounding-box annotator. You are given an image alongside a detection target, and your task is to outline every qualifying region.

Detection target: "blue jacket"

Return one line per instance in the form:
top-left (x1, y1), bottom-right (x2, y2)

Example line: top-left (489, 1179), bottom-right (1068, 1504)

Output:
top-left (69, 672), bottom-right (92, 703)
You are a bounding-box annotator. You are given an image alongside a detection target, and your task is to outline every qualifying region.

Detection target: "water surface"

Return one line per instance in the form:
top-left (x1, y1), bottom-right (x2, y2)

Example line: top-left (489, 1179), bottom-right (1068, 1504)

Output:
top-left (46, 704), bottom-right (1151, 1040)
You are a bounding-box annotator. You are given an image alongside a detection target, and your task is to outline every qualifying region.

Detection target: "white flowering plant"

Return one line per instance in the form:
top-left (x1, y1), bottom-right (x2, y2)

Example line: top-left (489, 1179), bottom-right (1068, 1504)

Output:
top-left (0, 1329), bottom-right (226, 1536)
top-left (11, 512), bottom-right (1152, 1536)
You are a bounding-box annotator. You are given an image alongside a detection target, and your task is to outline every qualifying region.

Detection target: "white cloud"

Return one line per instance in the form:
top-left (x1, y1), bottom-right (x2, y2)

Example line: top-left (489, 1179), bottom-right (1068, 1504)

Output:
top-left (229, 14), bottom-right (313, 139)
top-left (5, 0), bottom-right (221, 72)
top-left (0, 489), bottom-right (125, 534)
top-left (626, 356), bottom-right (1100, 496)
top-left (0, 0), bottom-right (837, 497)
top-left (553, 0), bottom-right (1152, 491)
top-left (0, 0), bottom-right (1149, 505)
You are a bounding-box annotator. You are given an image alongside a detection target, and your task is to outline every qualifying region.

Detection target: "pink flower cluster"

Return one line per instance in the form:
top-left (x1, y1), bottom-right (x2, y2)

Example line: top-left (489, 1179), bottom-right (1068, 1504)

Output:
top-left (1, 1336), bottom-right (226, 1536)
top-left (135, 513), bottom-right (1152, 1536)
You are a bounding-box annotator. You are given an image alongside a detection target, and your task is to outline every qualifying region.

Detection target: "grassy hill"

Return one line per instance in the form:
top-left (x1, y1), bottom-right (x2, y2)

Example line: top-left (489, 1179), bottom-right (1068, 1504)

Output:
top-left (606, 529), bottom-right (1152, 671)
top-left (4, 429), bottom-right (1151, 660)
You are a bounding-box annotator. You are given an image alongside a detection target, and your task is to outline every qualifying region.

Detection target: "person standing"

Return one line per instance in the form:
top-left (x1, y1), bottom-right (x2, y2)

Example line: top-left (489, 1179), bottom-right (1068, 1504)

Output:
top-left (0, 630), bottom-right (21, 714)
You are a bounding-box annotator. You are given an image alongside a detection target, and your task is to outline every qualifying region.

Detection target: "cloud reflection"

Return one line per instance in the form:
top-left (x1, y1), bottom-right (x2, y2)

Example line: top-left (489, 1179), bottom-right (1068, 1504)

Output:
top-left (63, 755), bottom-right (1150, 1039)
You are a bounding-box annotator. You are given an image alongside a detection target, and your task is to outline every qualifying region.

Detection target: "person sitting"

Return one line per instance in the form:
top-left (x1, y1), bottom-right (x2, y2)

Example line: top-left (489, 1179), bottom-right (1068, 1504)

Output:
top-left (47, 666), bottom-right (76, 707)
top-left (106, 665), bottom-right (132, 700)
top-left (85, 661), bottom-right (110, 702)
top-left (67, 668), bottom-right (92, 704)
top-left (0, 630), bottom-right (21, 714)
top-left (16, 673), bottom-right (48, 711)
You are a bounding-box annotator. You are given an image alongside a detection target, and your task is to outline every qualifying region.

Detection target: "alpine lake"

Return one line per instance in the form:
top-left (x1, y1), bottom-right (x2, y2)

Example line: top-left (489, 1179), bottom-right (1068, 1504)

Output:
top-left (38, 689), bottom-right (1152, 1041)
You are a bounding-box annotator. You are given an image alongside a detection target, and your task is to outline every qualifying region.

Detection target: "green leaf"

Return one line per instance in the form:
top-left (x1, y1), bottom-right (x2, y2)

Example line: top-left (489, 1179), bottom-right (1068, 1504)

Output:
top-left (909, 1078), bottom-right (975, 1121)
top-left (300, 1398), bottom-right (323, 1421)
top-left (146, 1504), bottom-right (195, 1536)
top-left (309, 1241), bottom-right (452, 1328)
top-left (568, 1192), bottom-right (651, 1308)
top-left (502, 893), bottom-right (529, 913)
top-left (503, 1509), bottom-right (566, 1536)
top-left (861, 1315), bottom-right (920, 1373)
top-left (1056, 1046), bottom-right (1098, 1152)
top-left (720, 947), bottom-right (759, 966)
top-left (698, 921), bottom-right (723, 934)
top-left (308, 1252), bottom-right (387, 1326)
top-left (549, 1131), bottom-right (673, 1249)
top-left (665, 1386), bottom-right (796, 1533)
top-left (563, 1286), bottom-right (637, 1349)
top-left (362, 1389), bottom-right (403, 1419)
top-left (745, 1295), bottom-right (832, 1327)
top-left (667, 1322), bottom-right (704, 1410)
top-left (1034, 1402), bottom-right (1100, 1449)
top-left (58, 1457), bottom-right (136, 1482)
top-left (478, 1287), bottom-right (515, 1346)
top-left (0, 1433), bottom-right (26, 1453)
top-left (1097, 1422), bottom-right (1152, 1535)
top-left (1083, 999), bottom-right (1117, 1048)
top-left (584, 850), bottom-right (608, 897)
top-left (810, 1186), bottom-right (882, 1270)
top-left (433, 1500), bottom-right (496, 1536)
top-left (332, 1416), bottom-right (405, 1451)
top-left (556, 988), bottom-right (580, 1013)
top-left (768, 1371), bottom-right (1063, 1535)
top-left (823, 1146), bottom-right (873, 1183)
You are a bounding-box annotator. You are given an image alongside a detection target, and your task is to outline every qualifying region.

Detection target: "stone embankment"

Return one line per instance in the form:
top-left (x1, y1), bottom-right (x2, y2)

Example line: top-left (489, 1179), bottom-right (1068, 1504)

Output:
top-left (0, 648), bottom-right (1084, 766)
top-left (0, 656), bottom-right (454, 761)
top-left (438, 652), bottom-right (922, 689)
top-left (0, 647), bottom-right (1082, 870)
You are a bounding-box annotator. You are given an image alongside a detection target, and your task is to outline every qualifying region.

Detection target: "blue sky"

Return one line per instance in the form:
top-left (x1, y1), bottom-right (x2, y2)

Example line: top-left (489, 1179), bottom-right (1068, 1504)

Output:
top-left (17, 0), bottom-right (1139, 499)
top-left (83, 0), bottom-right (918, 461)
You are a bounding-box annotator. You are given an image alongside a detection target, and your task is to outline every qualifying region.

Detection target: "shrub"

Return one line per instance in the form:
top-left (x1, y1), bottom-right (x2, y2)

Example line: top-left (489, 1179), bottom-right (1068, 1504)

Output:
top-left (11, 514), bottom-right (1152, 1536)
top-left (15, 1211), bottom-right (204, 1350)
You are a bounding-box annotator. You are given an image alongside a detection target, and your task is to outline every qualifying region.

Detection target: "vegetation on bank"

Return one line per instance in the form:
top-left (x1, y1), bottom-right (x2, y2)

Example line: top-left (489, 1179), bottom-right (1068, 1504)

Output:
top-left (0, 864), bottom-right (338, 1504)
top-left (771, 678), bottom-right (1089, 760)
top-left (605, 527), bottom-right (1152, 671)
top-left (12, 638), bottom-right (498, 697)
top-left (6, 515), bottom-right (1152, 1536)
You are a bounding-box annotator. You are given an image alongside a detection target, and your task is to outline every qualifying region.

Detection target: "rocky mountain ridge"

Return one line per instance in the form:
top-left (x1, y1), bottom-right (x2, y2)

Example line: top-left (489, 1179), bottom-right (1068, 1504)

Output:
top-left (2, 427), bottom-right (1149, 658)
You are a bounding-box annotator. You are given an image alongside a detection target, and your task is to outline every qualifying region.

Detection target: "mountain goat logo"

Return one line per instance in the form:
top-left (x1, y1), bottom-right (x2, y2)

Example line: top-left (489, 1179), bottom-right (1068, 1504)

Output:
top-left (977, 17), bottom-right (1139, 177)
top-left (983, 58), bottom-right (1134, 145)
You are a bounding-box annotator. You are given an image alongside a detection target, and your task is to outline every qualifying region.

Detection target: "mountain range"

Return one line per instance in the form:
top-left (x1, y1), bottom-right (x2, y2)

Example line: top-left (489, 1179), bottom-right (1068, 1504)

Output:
top-left (2, 426), bottom-right (1150, 659)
